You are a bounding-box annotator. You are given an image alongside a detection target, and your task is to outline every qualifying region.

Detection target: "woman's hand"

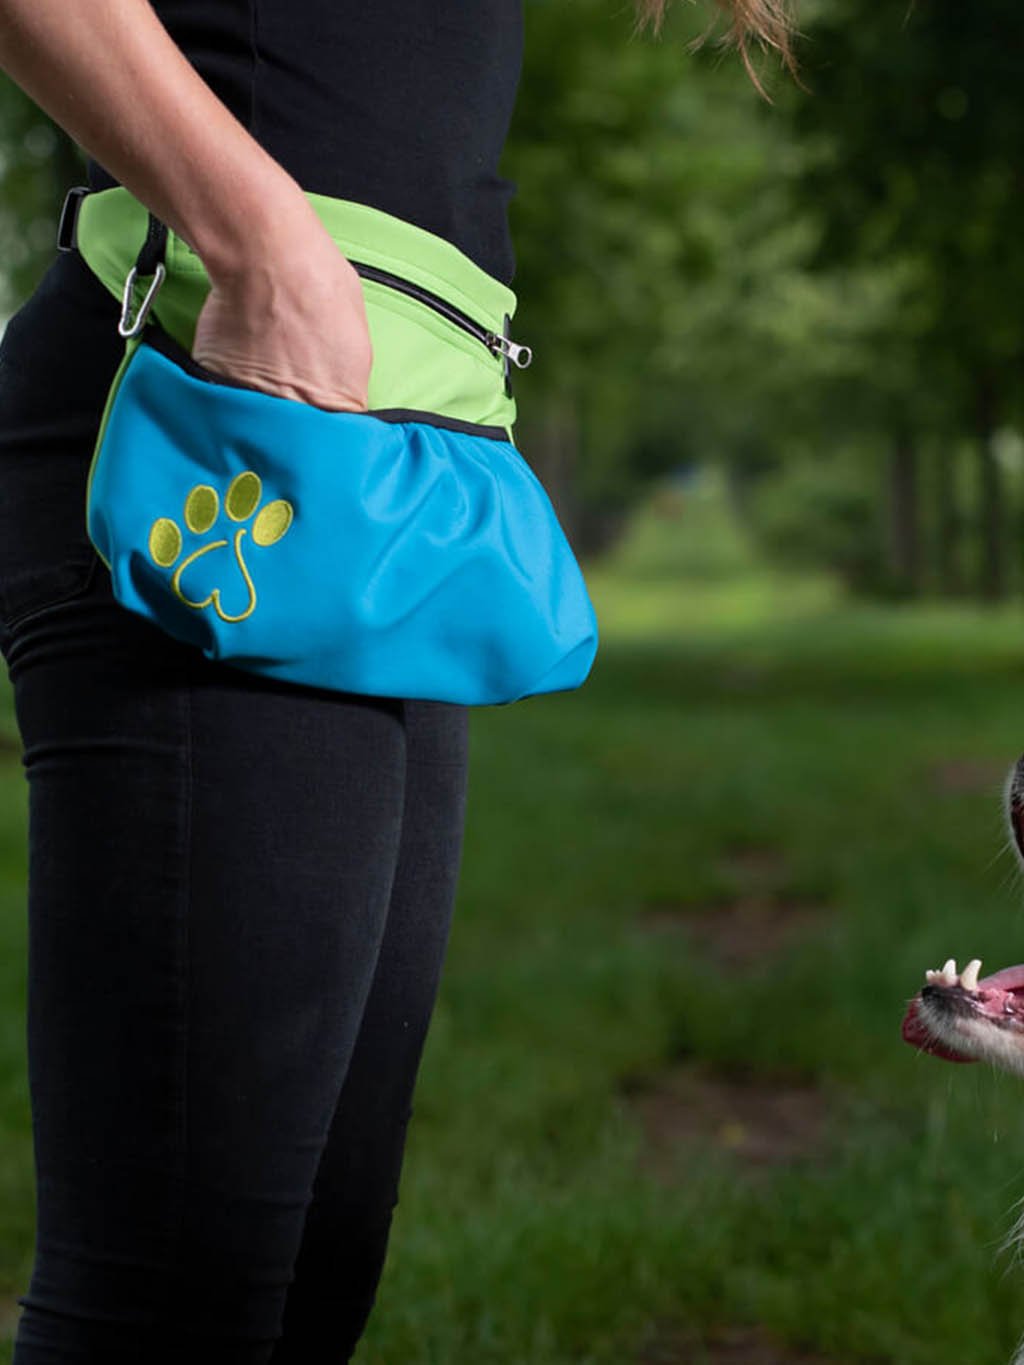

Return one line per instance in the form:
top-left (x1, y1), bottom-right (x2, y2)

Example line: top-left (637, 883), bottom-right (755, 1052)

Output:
top-left (190, 208), bottom-right (374, 414)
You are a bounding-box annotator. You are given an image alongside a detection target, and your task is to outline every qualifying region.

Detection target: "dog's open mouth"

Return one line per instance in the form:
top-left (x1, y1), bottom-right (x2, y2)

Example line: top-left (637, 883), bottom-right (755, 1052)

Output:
top-left (902, 756), bottom-right (1024, 1073)
top-left (902, 959), bottom-right (1024, 1066)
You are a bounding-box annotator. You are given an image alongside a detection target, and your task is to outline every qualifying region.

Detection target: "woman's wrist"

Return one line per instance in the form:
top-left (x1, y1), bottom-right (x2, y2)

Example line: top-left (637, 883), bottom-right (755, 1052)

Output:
top-left (183, 159), bottom-right (324, 288)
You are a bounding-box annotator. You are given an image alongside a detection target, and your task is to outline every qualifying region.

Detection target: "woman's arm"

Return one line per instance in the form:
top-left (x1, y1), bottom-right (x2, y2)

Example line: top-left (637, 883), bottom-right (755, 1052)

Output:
top-left (0, 0), bottom-right (316, 284)
top-left (0, 0), bottom-right (373, 410)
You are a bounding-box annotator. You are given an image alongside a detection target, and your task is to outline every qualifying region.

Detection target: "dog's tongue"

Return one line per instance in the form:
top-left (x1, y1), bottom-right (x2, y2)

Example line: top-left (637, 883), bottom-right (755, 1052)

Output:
top-left (901, 961), bottom-right (1024, 1063)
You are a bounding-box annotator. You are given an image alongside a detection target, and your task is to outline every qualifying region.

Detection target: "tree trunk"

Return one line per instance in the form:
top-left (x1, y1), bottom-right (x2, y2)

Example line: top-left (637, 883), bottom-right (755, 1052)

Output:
top-left (887, 428), bottom-right (919, 594)
top-left (975, 371), bottom-right (1004, 601)
top-left (529, 395), bottom-right (580, 549)
top-left (934, 443), bottom-right (961, 596)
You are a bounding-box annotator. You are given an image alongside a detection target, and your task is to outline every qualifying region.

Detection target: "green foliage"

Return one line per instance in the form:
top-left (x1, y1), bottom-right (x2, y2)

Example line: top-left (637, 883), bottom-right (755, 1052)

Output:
top-left (744, 442), bottom-right (888, 593)
top-left (769, 0), bottom-right (1024, 596)
top-left (783, 0), bottom-right (1024, 397)
top-left (0, 79), bottom-right (83, 315)
top-left (506, 0), bottom-right (837, 492)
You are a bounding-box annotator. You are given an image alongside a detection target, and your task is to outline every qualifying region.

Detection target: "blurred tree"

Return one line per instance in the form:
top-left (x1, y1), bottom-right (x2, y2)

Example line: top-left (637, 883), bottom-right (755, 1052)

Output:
top-left (506, 0), bottom-right (927, 581)
top-left (0, 76), bottom-right (84, 317)
top-left (507, 0), bottom-right (807, 549)
top-left (778, 0), bottom-right (1024, 599)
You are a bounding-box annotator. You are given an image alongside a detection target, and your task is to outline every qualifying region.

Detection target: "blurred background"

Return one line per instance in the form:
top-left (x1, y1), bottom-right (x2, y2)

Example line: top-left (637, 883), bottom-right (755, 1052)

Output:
top-left (3, 1), bottom-right (1024, 1361)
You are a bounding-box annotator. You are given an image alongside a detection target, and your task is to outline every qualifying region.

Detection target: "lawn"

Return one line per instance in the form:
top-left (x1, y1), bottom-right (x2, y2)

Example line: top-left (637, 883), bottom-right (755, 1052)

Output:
top-left (3, 470), bottom-right (1024, 1363)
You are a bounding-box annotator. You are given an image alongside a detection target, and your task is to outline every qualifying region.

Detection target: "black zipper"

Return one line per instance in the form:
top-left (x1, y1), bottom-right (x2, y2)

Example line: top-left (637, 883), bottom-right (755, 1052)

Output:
top-left (347, 259), bottom-right (533, 372)
top-left (94, 185), bottom-right (534, 379)
top-left (137, 317), bottom-right (514, 439)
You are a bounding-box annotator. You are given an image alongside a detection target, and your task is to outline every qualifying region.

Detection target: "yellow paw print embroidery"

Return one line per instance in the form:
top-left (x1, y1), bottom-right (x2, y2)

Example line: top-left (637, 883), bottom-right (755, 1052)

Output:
top-left (148, 471), bottom-right (293, 622)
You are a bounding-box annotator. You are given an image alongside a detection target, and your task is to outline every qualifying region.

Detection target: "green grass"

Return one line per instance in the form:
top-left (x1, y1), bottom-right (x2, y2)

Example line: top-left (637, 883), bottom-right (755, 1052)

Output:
top-left (5, 469), bottom-right (1024, 1361)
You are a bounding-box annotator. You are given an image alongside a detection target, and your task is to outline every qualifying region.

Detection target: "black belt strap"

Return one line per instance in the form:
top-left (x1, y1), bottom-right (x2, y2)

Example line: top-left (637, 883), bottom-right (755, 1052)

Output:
top-left (57, 184), bottom-right (168, 278)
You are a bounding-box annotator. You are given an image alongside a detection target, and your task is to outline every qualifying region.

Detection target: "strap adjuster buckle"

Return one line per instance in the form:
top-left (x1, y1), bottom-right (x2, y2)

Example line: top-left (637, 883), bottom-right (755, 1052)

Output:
top-left (57, 185), bottom-right (90, 253)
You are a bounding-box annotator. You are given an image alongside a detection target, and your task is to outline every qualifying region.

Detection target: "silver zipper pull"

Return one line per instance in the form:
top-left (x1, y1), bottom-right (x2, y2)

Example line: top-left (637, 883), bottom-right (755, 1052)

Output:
top-left (488, 332), bottom-right (533, 369)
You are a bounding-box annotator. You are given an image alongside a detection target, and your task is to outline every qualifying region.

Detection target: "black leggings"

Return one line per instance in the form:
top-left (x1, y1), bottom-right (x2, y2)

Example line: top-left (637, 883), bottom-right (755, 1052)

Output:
top-left (0, 247), bottom-right (470, 1362)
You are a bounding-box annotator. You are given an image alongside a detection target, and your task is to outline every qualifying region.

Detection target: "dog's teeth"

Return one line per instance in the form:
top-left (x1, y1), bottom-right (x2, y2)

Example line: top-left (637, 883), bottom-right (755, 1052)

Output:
top-left (960, 959), bottom-right (982, 991)
top-left (922, 958), bottom-right (976, 989)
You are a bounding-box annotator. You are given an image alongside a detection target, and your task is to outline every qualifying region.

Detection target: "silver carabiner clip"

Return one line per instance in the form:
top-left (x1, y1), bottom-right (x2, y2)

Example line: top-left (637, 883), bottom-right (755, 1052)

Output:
top-left (118, 262), bottom-right (166, 338)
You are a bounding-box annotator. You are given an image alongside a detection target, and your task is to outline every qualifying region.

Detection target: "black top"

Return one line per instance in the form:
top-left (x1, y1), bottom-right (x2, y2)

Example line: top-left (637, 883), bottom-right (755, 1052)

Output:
top-left (86, 1), bottom-right (524, 285)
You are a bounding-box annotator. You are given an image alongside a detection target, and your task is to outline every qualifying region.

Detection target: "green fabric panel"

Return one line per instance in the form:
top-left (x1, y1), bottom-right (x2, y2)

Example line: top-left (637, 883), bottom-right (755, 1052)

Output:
top-left (75, 186), bottom-right (519, 437)
top-left (84, 331), bottom-right (142, 569)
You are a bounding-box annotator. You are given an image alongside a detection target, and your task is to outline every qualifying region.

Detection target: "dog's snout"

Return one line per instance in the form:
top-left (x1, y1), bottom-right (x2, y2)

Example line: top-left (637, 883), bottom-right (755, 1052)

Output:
top-left (920, 981), bottom-right (977, 1022)
top-left (920, 983), bottom-right (956, 1006)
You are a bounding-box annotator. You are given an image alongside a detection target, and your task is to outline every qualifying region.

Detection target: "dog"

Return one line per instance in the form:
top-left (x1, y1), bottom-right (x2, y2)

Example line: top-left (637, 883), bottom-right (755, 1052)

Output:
top-left (901, 754), bottom-right (1024, 1365)
top-left (902, 756), bottom-right (1024, 1072)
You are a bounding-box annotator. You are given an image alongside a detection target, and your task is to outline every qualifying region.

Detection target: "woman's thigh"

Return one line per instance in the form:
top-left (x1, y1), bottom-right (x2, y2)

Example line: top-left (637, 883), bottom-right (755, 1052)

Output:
top-left (271, 697), bottom-right (470, 1362)
top-left (0, 248), bottom-right (455, 1358)
top-left (7, 575), bottom-right (411, 1350)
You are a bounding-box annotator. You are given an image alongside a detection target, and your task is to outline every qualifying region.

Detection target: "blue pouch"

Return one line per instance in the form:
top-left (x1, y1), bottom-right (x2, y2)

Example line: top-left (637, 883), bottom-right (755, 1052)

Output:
top-left (85, 316), bottom-right (600, 706)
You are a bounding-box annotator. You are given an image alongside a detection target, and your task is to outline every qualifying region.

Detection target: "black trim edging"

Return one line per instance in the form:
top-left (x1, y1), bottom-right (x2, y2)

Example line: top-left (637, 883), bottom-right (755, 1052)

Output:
top-left (139, 318), bottom-right (512, 443)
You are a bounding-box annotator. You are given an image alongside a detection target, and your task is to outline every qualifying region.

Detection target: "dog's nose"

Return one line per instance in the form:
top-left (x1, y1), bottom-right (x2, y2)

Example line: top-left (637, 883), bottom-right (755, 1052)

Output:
top-left (920, 982), bottom-right (975, 1021)
top-left (921, 983), bottom-right (954, 1003)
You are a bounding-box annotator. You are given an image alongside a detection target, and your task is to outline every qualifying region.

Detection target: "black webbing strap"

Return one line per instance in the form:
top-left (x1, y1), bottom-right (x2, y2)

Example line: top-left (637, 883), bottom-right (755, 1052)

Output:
top-left (134, 208), bottom-right (169, 277)
top-left (57, 183), bottom-right (168, 275)
top-left (57, 184), bottom-right (170, 336)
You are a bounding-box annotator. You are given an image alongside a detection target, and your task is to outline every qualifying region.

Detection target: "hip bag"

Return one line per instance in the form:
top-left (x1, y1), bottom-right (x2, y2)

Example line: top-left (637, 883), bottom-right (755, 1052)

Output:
top-left (58, 185), bottom-right (599, 707)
